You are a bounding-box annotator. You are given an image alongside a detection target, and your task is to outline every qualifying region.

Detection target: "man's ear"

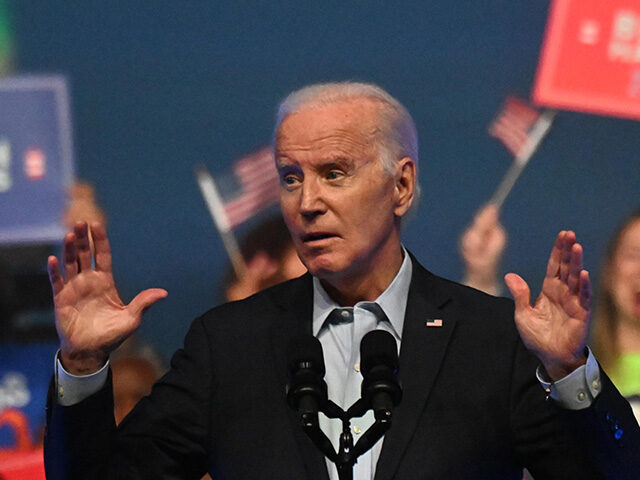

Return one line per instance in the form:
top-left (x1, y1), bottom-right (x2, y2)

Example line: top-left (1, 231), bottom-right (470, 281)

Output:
top-left (393, 157), bottom-right (416, 217)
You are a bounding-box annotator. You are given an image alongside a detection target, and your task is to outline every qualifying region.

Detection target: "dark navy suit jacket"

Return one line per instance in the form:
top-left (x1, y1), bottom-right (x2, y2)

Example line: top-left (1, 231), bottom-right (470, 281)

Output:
top-left (44, 258), bottom-right (640, 479)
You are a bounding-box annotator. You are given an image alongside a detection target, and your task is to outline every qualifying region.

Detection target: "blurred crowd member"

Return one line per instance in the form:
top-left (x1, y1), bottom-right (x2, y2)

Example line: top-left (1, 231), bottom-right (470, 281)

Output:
top-left (223, 215), bottom-right (306, 301)
top-left (592, 208), bottom-right (640, 419)
top-left (459, 204), bottom-right (506, 295)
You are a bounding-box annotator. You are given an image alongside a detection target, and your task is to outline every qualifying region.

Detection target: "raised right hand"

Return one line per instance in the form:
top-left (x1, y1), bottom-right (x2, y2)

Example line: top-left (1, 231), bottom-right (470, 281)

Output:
top-left (48, 222), bottom-right (167, 375)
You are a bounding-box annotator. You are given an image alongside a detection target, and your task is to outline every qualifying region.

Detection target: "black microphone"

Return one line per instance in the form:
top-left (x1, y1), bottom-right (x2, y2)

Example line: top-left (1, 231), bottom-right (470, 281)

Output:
top-left (286, 335), bottom-right (328, 423)
top-left (360, 330), bottom-right (402, 420)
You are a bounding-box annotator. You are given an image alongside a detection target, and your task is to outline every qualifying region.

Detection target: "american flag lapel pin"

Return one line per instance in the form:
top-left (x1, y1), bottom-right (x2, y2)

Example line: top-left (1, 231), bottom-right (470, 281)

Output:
top-left (426, 318), bottom-right (443, 327)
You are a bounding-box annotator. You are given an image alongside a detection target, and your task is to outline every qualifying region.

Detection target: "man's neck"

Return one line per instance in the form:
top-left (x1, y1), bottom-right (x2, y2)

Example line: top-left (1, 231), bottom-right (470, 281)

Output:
top-left (319, 245), bottom-right (404, 306)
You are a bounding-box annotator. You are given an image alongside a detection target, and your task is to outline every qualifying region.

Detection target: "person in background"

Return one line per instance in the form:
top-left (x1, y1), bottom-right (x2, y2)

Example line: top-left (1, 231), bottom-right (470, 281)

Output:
top-left (223, 215), bottom-right (306, 302)
top-left (592, 208), bottom-right (640, 420)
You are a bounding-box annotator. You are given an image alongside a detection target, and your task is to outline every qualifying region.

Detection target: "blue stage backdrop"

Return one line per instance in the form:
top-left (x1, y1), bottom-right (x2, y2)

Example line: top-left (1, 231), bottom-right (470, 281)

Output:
top-left (7, 1), bottom-right (640, 358)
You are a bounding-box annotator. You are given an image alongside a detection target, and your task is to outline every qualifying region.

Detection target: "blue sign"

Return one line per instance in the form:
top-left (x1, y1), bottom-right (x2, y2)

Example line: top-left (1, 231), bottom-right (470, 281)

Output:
top-left (0, 76), bottom-right (74, 245)
top-left (0, 342), bottom-right (58, 447)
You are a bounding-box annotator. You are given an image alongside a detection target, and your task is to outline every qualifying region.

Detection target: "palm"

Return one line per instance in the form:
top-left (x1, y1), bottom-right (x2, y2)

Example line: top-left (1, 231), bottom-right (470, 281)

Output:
top-left (48, 223), bottom-right (167, 372)
top-left (505, 231), bottom-right (591, 380)
top-left (55, 270), bottom-right (133, 353)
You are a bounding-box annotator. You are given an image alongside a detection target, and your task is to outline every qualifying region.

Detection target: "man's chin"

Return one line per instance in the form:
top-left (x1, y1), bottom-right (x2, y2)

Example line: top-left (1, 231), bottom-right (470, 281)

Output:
top-left (303, 258), bottom-right (345, 280)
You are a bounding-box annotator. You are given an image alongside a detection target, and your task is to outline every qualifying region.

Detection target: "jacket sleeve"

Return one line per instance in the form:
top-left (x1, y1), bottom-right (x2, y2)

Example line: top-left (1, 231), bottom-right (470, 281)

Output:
top-left (44, 315), bottom-right (213, 480)
top-left (509, 327), bottom-right (640, 480)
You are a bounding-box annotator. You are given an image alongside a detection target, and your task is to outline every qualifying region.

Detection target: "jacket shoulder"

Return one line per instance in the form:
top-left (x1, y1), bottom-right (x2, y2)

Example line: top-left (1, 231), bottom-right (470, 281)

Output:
top-left (196, 274), bottom-right (312, 330)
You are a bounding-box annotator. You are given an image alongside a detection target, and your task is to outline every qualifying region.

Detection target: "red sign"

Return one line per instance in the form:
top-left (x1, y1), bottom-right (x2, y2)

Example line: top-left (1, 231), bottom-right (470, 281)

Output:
top-left (0, 409), bottom-right (45, 480)
top-left (534, 0), bottom-right (640, 120)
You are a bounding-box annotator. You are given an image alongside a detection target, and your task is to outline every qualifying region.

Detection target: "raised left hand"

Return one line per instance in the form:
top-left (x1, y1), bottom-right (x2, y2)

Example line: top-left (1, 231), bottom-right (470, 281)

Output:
top-left (504, 230), bottom-right (591, 381)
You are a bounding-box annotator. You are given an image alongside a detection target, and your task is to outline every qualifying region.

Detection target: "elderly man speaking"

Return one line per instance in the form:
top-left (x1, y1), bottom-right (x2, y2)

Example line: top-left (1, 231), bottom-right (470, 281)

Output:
top-left (45, 82), bottom-right (640, 479)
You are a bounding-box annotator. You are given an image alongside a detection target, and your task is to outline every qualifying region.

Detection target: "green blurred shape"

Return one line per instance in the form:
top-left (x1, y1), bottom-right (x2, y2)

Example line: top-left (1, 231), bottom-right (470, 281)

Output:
top-left (0, 0), bottom-right (14, 76)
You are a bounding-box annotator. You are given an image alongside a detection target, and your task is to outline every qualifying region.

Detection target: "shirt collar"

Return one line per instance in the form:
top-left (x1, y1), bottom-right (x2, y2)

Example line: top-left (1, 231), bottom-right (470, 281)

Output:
top-left (312, 247), bottom-right (412, 339)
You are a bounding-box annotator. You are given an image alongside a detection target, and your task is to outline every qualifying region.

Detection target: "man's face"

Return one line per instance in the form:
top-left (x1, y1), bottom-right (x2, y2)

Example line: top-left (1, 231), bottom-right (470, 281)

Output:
top-left (275, 99), bottom-right (408, 285)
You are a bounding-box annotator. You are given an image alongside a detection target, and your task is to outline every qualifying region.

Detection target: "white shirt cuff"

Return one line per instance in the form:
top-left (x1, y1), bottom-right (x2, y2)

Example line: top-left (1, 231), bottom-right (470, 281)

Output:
top-left (536, 348), bottom-right (601, 410)
top-left (55, 350), bottom-right (110, 406)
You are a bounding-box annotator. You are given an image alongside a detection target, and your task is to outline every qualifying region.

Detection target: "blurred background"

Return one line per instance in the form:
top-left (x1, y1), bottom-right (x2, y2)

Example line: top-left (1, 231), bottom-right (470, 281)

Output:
top-left (0, 0), bottom-right (638, 472)
top-left (3, 0), bottom-right (637, 357)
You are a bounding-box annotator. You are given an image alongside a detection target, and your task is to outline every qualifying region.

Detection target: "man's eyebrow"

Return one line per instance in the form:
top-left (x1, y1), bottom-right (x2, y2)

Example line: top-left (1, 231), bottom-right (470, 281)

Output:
top-left (275, 158), bottom-right (299, 170)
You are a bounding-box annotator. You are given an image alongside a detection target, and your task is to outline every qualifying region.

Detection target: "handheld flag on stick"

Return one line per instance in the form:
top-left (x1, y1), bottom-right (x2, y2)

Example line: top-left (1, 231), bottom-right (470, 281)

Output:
top-left (222, 146), bottom-right (280, 229)
top-left (195, 146), bottom-right (280, 279)
top-left (488, 96), bottom-right (556, 208)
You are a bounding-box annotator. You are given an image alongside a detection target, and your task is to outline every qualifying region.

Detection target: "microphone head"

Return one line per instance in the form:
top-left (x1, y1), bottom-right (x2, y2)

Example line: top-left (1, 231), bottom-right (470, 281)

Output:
top-left (286, 334), bottom-right (326, 377)
top-left (286, 335), bottom-right (328, 412)
top-left (360, 330), bottom-right (402, 410)
top-left (360, 330), bottom-right (399, 376)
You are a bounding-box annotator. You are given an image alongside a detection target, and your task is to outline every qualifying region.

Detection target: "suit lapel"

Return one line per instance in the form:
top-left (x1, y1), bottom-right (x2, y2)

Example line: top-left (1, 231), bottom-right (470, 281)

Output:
top-left (374, 259), bottom-right (457, 480)
top-left (269, 274), bottom-right (330, 480)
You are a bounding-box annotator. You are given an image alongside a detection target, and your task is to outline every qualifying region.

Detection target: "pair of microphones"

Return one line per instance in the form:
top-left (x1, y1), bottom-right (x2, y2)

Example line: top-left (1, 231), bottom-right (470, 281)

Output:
top-left (286, 331), bottom-right (402, 480)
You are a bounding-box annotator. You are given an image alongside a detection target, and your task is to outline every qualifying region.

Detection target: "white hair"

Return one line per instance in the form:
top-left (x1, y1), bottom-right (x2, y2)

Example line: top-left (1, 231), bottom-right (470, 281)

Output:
top-left (275, 82), bottom-right (419, 177)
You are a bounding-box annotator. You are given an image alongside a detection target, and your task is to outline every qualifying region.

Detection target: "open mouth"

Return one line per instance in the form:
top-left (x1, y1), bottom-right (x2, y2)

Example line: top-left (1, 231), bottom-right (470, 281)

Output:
top-left (302, 232), bottom-right (335, 243)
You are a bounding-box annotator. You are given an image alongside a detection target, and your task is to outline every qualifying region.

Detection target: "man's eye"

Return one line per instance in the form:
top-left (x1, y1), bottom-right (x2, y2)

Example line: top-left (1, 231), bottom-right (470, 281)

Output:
top-left (282, 174), bottom-right (299, 186)
top-left (326, 170), bottom-right (343, 180)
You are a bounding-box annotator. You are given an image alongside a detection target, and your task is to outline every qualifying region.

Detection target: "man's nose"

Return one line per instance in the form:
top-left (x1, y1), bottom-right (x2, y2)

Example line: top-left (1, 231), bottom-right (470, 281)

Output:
top-left (299, 178), bottom-right (326, 218)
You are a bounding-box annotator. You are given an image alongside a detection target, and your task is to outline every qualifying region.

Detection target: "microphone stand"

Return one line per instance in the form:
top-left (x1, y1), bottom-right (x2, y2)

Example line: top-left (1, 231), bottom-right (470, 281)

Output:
top-left (287, 331), bottom-right (401, 480)
top-left (298, 398), bottom-right (394, 480)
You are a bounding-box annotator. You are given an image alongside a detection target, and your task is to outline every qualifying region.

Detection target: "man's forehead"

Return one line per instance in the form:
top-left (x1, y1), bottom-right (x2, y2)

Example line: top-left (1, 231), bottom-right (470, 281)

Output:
top-left (275, 98), bottom-right (383, 147)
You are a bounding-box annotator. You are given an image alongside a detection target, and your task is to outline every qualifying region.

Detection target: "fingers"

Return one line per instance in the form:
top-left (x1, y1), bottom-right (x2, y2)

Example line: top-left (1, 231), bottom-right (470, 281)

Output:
top-left (547, 230), bottom-right (585, 296)
top-left (74, 222), bottom-right (92, 272)
top-left (128, 288), bottom-right (168, 318)
top-left (476, 204), bottom-right (499, 233)
top-left (504, 273), bottom-right (531, 312)
top-left (48, 256), bottom-right (64, 295)
top-left (59, 221), bottom-right (110, 284)
top-left (461, 204), bottom-right (502, 254)
top-left (470, 205), bottom-right (499, 243)
top-left (63, 231), bottom-right (78, 280)
top-left (559, 231), bottom-right (576, 283)
top-left (91, 223), bottom-right (113, 273)
top-left (546, 230), bottom-right (578, 280)
top-left (567, 242), bottom-right (583, 294)
top-left (579, 270), bottom-right (591, 310)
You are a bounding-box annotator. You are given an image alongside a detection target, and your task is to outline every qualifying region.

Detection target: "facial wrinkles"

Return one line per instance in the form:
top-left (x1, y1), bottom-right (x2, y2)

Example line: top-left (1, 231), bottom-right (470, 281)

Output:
top-left (277, 127), bottom-right (373, 161)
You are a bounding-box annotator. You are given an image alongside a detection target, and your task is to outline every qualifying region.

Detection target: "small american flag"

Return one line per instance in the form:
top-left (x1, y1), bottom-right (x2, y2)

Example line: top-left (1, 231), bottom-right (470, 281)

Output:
top-left (488, 96), bottom-right (541, 158)
top-left (485, 97), bottom-right (555, 208)
top-left (222, 146), bottom-right (279, 229)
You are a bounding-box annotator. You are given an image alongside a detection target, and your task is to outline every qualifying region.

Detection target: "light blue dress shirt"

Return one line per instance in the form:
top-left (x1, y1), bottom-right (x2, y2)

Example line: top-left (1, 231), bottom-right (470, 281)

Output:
top-left (312, 249), bottom-right (412, 480)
